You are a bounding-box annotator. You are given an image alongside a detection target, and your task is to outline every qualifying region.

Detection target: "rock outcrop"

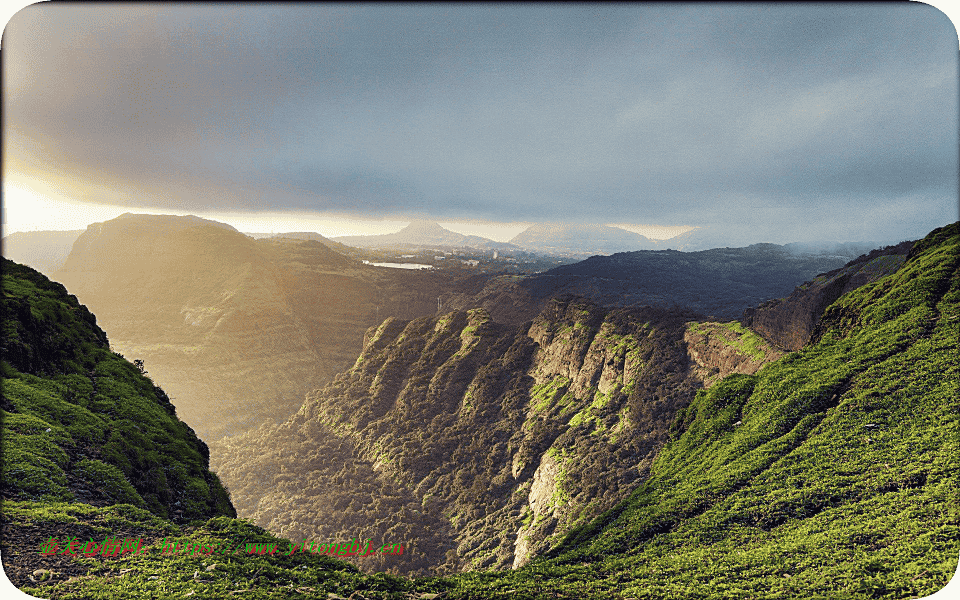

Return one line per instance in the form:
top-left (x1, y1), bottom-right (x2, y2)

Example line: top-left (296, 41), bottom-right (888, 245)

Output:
top-left (684, 321), bottom-right (784, 387)
top-left (741, 241), bottom-right (912, 351)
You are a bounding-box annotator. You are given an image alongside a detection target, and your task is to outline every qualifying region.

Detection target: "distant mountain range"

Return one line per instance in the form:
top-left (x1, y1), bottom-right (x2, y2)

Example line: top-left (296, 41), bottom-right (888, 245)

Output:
top-left (3, 217), bottom-right (890, 275)
top-left (441, 242), bottom-right (895, 323)
top-left (8, 213), bottom-right (898, 442)
top-left (210, 223), bottom-right (958, 581)
top-left (5, 207), bottom-right (956, 596)
top-left (509, 223), bottom-right (660, 255)
top-left (332, 221), bottom-right (736, 256)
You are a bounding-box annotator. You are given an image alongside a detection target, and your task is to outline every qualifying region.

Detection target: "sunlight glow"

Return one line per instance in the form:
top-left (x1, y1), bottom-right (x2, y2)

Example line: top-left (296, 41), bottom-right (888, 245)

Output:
top-left (2, 174), bottom-right (696, 243)
top-left (2, 178), bottom-right (145, 233)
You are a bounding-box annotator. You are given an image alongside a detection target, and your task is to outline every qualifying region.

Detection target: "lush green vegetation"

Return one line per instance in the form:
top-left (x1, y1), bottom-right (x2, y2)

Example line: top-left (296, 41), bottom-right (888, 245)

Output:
top-left (3, 223), bottom-right (956, 599)
top-left (2, 259), bottom-right (234, 522)
top-left (211, 297), bottom-right (705, 577)
top-left (686, 320), bottom-right (774, 362)
top-left (3, 501), bottom-right (437, 599)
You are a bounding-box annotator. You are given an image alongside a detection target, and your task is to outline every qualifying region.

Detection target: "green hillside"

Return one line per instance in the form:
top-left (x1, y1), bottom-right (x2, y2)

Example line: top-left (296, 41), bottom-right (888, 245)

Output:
top-left (0, 258), bottom-right (426, 598)
top-left (2, 258), bottom-right (233, 520)
top-left (435, 223), bottom-right (959, 597)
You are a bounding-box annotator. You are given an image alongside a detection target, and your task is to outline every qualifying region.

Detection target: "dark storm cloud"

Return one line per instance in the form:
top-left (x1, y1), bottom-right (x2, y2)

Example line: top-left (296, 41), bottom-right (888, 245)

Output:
top-left (4, 3), bottom-right (957, 242)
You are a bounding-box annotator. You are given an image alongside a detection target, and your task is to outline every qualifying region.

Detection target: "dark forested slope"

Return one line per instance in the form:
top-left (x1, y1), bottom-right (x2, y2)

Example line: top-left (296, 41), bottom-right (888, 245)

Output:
top-left (3, 220), bottom-right (955, 599)
top-left (443, 242), bottom-right (873, 325)
top-left (742, 241), bottom-right (913, 351)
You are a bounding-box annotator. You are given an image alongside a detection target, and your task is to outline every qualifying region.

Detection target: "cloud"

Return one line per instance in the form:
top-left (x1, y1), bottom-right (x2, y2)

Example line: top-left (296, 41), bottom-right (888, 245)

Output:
top-left (4, 3), bottom-right (957, 242)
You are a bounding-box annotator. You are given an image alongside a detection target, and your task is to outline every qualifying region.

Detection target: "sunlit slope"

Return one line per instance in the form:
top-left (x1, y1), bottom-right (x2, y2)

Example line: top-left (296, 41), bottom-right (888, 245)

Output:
top-left (0, 257), bottom-right (427, 599)
top-left (1, 258), bottom-right (234, 521)
top-left (443, 222), bottom-right (959, 598)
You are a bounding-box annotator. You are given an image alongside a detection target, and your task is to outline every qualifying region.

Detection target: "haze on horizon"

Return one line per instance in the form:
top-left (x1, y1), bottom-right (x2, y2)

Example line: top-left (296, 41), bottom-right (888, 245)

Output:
top-left (3, 4), bottom-right (958, 245)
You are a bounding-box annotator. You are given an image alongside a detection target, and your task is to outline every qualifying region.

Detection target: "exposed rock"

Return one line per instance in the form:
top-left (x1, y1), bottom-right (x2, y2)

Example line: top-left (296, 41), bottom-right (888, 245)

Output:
top-left (684, 321), bottom-right (784, 387)
top-left (741, 242), bottom-right (912, 351)
top-left (527, 451), bottom-right (560, 518)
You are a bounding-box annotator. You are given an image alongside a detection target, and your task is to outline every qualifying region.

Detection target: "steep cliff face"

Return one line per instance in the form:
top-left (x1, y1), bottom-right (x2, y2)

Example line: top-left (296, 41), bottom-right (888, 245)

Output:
top-left (211, 298), bottom-right (717, 575)
top-left (741, 241), bottom-right (912, 351)
top-left (55, 215), bottom-right (330, 439)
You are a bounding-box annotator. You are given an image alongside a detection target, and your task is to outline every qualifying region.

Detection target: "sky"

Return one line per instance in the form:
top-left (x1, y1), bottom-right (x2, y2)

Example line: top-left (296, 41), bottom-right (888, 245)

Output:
top-left (2, 2), bottom-right (959, 244)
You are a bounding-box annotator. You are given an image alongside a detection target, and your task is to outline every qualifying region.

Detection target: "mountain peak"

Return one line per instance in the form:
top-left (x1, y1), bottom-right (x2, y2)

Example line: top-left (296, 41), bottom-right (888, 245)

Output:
top-left (400, 220), bottom-right (450, 234)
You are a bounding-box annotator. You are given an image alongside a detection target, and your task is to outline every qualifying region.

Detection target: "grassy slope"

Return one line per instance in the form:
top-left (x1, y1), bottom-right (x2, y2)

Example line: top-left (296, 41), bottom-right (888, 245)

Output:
top-left (2, 501), bottom-right (434, 599)
top-left (2, 258), bottom-right (233, 520)
top-left (435, 222), bottom-right (959, 598)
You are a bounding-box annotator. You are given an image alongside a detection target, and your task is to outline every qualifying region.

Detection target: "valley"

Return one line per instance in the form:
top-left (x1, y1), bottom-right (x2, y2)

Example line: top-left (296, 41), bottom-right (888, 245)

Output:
top-left (42, 215), bottom-right (882, 442)
top-left (6, 5), bottom-right (956, 597)
top-left (1, 218), bottom-right (956, 599)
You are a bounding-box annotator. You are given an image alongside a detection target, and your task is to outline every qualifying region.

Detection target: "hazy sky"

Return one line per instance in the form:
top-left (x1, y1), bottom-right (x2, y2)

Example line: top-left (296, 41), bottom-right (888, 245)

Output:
top-left (3, 3), bottom-right (958, 243)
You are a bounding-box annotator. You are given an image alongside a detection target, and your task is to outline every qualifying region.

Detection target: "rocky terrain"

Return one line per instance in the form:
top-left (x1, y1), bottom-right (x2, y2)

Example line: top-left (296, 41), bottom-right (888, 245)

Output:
top-left (209, 232), bottom-right (929, 578)
top-left (683, 320), bottom-right (784, 387)
top-left (48, 213), bottom-right (879, 441)
top-left (741, 241), bottom-right (913, 350)
top-left (210, 296), bottom-right (786, 576)
top-left (2, 223), bottom-right (955, 600)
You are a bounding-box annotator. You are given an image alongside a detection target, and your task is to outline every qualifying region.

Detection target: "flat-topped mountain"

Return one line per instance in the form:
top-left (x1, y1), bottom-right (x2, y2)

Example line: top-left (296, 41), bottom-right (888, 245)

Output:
top-left (55, 214), bottom-right (328, 439)
top-left (2, 223), bottom-right (955, 598)
top-left (51, 214), bottom-right (500, 439)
